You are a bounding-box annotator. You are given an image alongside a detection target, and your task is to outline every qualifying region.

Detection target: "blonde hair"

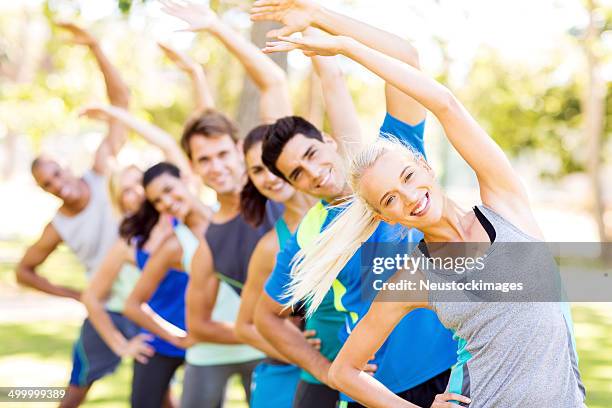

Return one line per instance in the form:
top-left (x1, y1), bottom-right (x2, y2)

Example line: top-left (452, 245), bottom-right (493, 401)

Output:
top-left (108, 164), bottom-right (142, 216)
top-left (286, 137), bottom-right (421, 315)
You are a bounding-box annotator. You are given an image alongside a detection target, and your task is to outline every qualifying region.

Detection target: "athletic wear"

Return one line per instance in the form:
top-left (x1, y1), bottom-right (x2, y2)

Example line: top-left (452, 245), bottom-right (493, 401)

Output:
top-left (131, 353), bottom-right (184, 408)
top-left (265, 114), bottom-right (456, 397)
top-left (418, 205), bottom-right (585, 407)
top-left (250, 218), bottom-right (302, 408)
top-left (292, 380), bottom-right (339, 408)
top-left (250, 362), bottom-right (301, 408)
top-left (105, 263), bottom-right (141, 313)
top-left (51, 170), bottom-right (118, 278)
top-left (181, 359), bottom-right (260, 408)
top-left (69, 312), bottom-right (139, 386)
top-left (345, 369), bottom-right (451, 408)
top-left (205, 201), bottom-right (283, 294)
top-left (173, 223), bottom-right (264, 366)
top-left (136, 240), bottom-right (187, 359)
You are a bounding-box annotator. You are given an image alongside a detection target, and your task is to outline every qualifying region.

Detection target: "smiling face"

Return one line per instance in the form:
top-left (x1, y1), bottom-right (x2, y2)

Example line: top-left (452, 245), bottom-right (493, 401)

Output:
top-left (117, 167), bottom-right (144, 216)
top-left (144, 173), bottom-right (191, 220)
top-left (359, 149), bottom-right (442, 228)
top-left (275, 133), bottom-right (346, 202)
top-left (32, 158), bottom-right (83, 205)
top-left (245, 141), bottom-right (295, 203)
top-left (188, 134), bottom-right (245, 195)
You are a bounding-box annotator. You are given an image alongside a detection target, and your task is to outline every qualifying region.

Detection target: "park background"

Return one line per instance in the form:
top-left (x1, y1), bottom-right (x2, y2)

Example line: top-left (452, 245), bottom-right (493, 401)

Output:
top-left (0, 0), bottom-right (611, 406)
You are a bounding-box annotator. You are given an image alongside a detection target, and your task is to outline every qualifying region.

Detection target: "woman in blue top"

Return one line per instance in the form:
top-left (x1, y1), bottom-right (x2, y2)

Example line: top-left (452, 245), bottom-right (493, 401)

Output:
top-left (121, 162), bottom-right (210, 408)
top-left (236, 124), bottom-right (315, 408)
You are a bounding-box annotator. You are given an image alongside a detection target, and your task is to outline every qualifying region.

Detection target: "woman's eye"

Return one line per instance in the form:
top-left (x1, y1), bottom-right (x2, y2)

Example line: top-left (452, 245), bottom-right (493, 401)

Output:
top-left (403, 172), bottom-right (414, 183)
top-left (386, 196), bottom-right (395, 206)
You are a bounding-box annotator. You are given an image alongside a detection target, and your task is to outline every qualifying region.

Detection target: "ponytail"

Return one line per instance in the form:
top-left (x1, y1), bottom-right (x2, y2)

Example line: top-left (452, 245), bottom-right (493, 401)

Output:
top-left (286, 198), bottom-right (380, 315)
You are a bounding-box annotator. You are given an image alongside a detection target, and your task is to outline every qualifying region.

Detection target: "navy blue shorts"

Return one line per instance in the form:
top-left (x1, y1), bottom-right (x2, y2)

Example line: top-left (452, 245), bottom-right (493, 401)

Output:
top-left (69, 312), bottom-right (139, 387)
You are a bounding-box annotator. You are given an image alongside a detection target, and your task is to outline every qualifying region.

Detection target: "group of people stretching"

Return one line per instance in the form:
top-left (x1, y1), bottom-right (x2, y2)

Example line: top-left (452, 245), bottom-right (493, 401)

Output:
top-left (16, 0), bottom-right (586, 407)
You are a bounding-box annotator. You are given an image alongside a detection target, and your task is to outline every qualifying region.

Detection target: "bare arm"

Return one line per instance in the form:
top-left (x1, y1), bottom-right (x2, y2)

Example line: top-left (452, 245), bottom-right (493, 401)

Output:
top-left (15, 223), bottom-right (81, 301)
top-left (82, 240), bottom-right (154, 363)
top-left (160, 0), bottom-right (291, 123)
top-left (123, 237), bottom-right (190, 347)
top-left (329, 269), bottom-right (468, 407)
top-left (159, 43), bottom-right (215, 113)
top-left (308, 35), bottom-right (362, 157)
top-left (236, 232), bottom-right (289, 361)
top-left (266, 33), bottom-right (531, 214)
top-left (330, 301), bottom-right (418, 407)
top-left (80, 105), bottom-right (198, 188)
top-left (186, 241), bottom-right (242, 344)
top-left (252, 0), bottom-right (426, 124)
top-left (254, 293), bottom-right (331, 384)
top-left (56, 22), bottom-right (131, 174)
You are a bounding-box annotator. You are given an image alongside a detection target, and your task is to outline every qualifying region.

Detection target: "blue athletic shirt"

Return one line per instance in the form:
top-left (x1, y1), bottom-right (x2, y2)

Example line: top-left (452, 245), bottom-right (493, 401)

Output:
top-left (265, 113), bottom-right (457, 395)
top-left (135, 220), bottom-right (188, 358)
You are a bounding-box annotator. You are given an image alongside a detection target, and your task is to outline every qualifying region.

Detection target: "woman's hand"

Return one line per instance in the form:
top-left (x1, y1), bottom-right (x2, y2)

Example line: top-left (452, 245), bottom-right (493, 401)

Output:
top-left (56, 22), bottom-right (97, 46)
top-left (160, 0), bottom-right (220, 32)
top-left (303, 329), bottom-right (321, 350)
top-left (430, 393), bottom-right (471, 408)
top-left (120, 333), bottom-right (155, 364)
top-left (158, 42), bottom-right (198, 73)
top-left (79, 104), bottom-right (117, 123)
top-left (250, 0), bottom-right (320, 38)
top-left (263, 32), bottom-right (347, 57)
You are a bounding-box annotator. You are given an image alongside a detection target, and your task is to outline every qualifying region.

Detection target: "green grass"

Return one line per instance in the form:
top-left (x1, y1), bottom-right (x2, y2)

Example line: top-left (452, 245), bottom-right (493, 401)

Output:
top-left (1, 240), bottom-right (611, 406)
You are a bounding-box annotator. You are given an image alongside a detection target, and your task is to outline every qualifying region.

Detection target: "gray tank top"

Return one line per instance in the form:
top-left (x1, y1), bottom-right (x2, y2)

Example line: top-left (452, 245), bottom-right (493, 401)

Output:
top-left (205, 201), bottom-right (283, 295)
top-left (51, 171), bottom-right (118, 278)
top-left (417, 205), bottom-right (585, 407)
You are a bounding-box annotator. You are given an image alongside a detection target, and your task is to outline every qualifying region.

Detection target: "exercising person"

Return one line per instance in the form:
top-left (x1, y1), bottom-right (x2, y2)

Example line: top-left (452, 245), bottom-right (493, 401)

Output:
top-left (235, 48), bottom-right (355, 407)
top-left (269, 25), bottom-right (586, 408)
top-left (80, 54), bottom-right (214, 405)
top-left (252, 2), bottom-right (457, 407)
top-left (121, 162), bottom-right (213, 408)
top-left (15, 22), bottom-right (130, 408)
top-left (157, 1), bottom-right (295, 405)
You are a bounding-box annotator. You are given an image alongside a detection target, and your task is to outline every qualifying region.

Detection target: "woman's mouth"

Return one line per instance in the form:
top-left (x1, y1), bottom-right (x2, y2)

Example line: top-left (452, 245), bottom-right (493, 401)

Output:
top-left (410, 192), bottom-right (430, 217)
top-left (268, 182), bottom-right (285, 192)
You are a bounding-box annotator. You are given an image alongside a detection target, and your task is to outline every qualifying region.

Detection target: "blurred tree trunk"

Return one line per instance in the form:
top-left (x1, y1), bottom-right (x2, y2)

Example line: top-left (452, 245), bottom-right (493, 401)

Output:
top-left (235, 21), bottom-right (287, 138)
top-left (581, 0), bottom-right (610, 262)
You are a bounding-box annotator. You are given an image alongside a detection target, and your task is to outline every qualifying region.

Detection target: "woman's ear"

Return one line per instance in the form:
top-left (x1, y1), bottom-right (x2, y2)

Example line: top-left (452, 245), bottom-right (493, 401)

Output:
top-left (374, 213), bottom-right (395, 225)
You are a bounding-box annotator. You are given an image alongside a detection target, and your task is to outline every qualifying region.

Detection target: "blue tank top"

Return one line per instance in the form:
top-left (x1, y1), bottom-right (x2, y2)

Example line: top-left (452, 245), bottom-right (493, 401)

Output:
top-left (135, 223), bottom-right (188, 358)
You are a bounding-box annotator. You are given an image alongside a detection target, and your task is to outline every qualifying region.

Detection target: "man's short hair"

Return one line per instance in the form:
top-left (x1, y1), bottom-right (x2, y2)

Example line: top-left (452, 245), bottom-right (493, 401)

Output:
top-left (181, 109), bottom-right (239, 160)
top-left (261, 116), bottom-right (323, 181)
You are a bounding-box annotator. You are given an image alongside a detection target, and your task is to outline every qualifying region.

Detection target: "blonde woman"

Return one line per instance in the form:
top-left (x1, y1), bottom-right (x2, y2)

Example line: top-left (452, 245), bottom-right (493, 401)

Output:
top-left (264, 29), bottom-right (586, 408)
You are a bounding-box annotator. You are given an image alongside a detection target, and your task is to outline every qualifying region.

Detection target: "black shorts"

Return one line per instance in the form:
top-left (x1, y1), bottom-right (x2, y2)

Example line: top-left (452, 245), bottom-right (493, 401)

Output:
top-left (131, 353), bottom-right (184, 408)
top-left (346, 369), bottom-right (451, 408)
top-left (292, 380), bottom-right (339, 408)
